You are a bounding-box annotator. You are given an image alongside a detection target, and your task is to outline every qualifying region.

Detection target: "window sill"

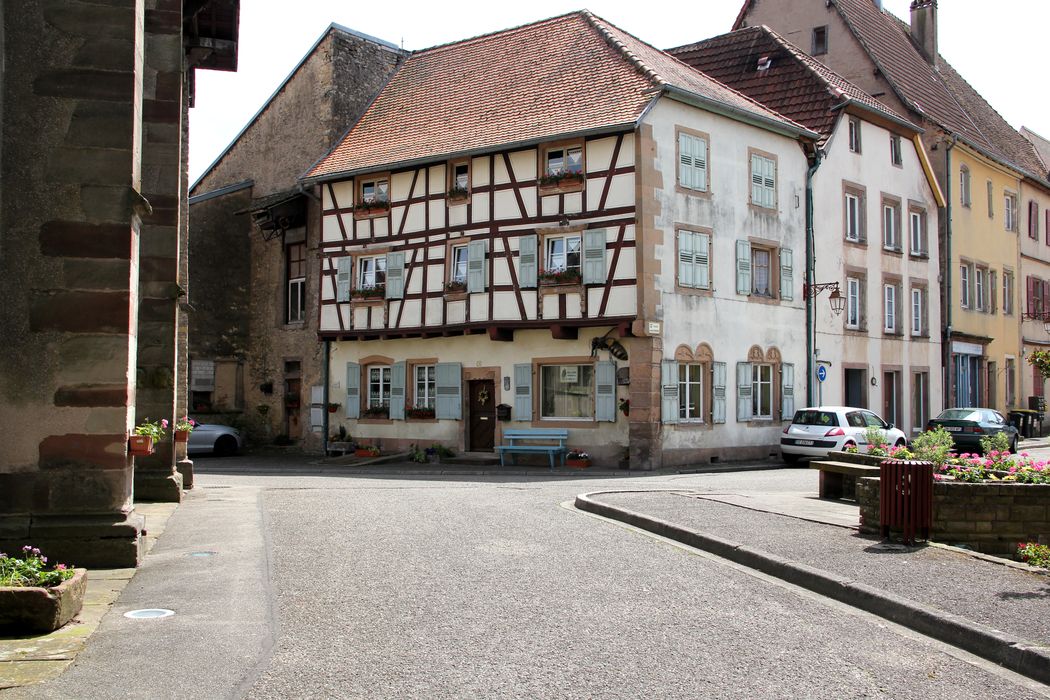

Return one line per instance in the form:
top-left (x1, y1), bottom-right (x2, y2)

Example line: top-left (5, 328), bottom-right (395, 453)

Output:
top-left (675, 184), bottom-right (712, 199)
top-left (405, 417), bottom-right (438, 423)
top-left (675, 285), bottom-right (714, 297)
top-left (443, 289), bottom-right (468, 301)
top-left (354, 207), bottom-right (390, 220)
top-left (882, 246), bottom-right (903, 256)
top-left (674, 420), bottom-right (709, 429)
top-left (357, 417), bottom-right (393, 424)
top-left (537, 179), bottom-right (585, 195)
top-left (447, 194), bottom-right (470, 206)
top-left (284, 320), bottom-right (307, 328)
top-left (909, 252), bottom-right (929, 260)
top-left (351, 296), bottom-right (386, 306)
top-left (539, 282), bottom-right (584, 295)
top-left (844, 238), bottom-right (868, 248)
top-left (531, 419), bottom-right (597, 429)
top-left (748, 202), bottom-right (777, 215)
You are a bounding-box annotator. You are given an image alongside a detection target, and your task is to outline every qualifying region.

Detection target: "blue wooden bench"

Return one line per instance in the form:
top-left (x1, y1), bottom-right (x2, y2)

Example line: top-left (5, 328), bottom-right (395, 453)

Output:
top-left (497, 428), bottom-right (569, 469)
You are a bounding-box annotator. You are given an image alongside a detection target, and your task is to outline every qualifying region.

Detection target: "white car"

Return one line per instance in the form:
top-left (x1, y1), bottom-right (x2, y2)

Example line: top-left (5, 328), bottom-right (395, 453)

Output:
top-left (186, 424), bottom-right (244, 456)
top-left (780, 406), bottom-right (908, 463)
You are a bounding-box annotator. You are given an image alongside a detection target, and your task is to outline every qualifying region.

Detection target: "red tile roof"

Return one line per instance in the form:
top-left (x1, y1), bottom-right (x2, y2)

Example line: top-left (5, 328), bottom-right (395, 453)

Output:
top-left (669, 25), bottom-right (916, 144)
top-left (306, 11), bottom-right (810, 181)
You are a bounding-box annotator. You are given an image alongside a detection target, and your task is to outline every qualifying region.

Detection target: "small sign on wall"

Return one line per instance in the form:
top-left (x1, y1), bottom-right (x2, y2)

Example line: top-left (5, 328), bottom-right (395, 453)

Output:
top-left (616, 367), bottom-right (630, 386)
top-left (560, 366), bottom-right (578, 383)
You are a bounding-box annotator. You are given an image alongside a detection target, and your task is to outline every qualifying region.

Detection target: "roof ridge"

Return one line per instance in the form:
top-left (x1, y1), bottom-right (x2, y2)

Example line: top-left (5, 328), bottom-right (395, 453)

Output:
top-left (581, 11), bottom-right (665, 87)
top-left (412, 10), bottom-right (584, 57)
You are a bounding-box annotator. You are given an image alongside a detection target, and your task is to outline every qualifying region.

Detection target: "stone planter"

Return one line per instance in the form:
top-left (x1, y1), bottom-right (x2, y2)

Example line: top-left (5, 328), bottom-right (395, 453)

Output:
top-left (566, 458), bottom-right (591, 469)
top-left (355, 448), bottom-right (379, 458)
top-left (0, 568), bottom-right (88, 633)
top-left (828, 451), bottom-right (890, 467)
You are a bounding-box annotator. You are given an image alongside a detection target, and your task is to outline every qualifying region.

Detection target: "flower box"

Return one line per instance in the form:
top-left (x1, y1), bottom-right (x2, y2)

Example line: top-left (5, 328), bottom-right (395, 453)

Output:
top-left (354, 200), bottom-right (390, 218)
top-left (355, 447), bottom-right (380, 458)
top-left (0, 568), bottom-right (88, 633)
top-left (447, 186), bottom-right (469, 202)
top-left (537, 171), bottom-right (585, 192)
top-left (538, 269), bottom-right (583, 286)
top-left (406, 407), bottom-right (436, 420)
top-left (361, 407), bottom-right (389, 419)
top-left (352, 285), bottom-right (386, 301)
top-left (128, 435), bottom-right (154, 456)
top-left (566, 458), bottom-right (591, 469)
top-left (174, 430), bottom-right (190, 443)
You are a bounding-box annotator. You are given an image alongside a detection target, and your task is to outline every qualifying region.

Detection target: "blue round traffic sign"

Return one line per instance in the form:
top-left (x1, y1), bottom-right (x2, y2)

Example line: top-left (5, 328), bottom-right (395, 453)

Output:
top-left (816, 365), bottom-right (828, 382)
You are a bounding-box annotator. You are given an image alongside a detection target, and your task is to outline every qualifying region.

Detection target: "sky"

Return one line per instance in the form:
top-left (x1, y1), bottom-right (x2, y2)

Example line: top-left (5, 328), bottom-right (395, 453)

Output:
top-left (188, 1), bottom-right (1050, 185)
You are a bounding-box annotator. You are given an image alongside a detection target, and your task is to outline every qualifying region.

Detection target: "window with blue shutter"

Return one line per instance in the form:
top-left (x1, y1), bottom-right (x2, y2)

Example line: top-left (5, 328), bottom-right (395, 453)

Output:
top-left (712, 361), bottom-right (727, 424)
top-left (661, 360), bottom-right (679, 424)
top-left (513, 364), bottom-right (532, 421)
top-left (336, 256), bottom-right (352, 302)
top-left (435, 362), bottom-right (462, 419)
top-left (751, 154), bottom-right (776, 208)
top-left (583, 230), bottom-right (606, 285)
top-left (385, 252), bottom-right (405, 300)
top-left (736, 241), bottom-right (751, 295)
top-left (781, 363), bottom-right (795, 420)
top-left (389, 361), bottom-right (406, 419)
top-left (467, 240), bottom-right (487, 293)
top-left (595, 361), bottom-right (616, 422)
top-left (679, 132), bottom-right (708, 192)
top-left (779, 248), bottom-right (793, 301)
top-left (736, 361), bottom-right (752, 422)
top-left (518, 235), bottom-right (538, 288)
top-left (345, 362), bottom-right (360, 419)
top-left (678, 230), bottom-right (710, 289)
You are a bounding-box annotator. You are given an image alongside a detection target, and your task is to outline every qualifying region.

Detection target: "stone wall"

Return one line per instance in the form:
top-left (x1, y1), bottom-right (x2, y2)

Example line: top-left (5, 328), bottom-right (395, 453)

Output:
top-left (858, 476), bottom-right (1050, 556)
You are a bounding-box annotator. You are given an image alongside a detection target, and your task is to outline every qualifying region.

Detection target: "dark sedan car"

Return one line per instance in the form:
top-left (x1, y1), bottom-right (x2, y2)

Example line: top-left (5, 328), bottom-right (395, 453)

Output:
top-left (926, 408), bottom-right (1019, 453)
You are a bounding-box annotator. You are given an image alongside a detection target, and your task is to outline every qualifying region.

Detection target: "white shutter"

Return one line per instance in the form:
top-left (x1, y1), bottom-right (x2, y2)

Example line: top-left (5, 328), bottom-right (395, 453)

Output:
top-left (661, 360), bottom-right (679, 424)
top-left (513, 363), bottom-right (532, 421)
top-left (696, 233), bottom-right (710, 289)
top-left (712, 361), bottom-right (726, 424)
top-left (309, 385), bottom-right (325, 433)
top-left (779, 248), bottom-right (793, 301)
top-left (467, 240), bottom-right (487, 293)
top-left (435, 363), bottom-right (462, 420)
top-left (345, 363), bottom-right (360, 419)
top-left (336, 256), bottom-right (352, 302)
top-left (736, 240), bottom-right (751, 295)
top-left (595, 361), bottom-right (616, 422)
top-left (389, 361), bottom-right (406, 420)
top-left (781, 363), bottom-right (795, 420)
top-left (385, 252), bottom-right (405, 300)
top-left (518, 235), bottom-right (538, 288)
top-left (583, 229), bottom-right (606, 284)
top-left (678, 231), bottom-right (693, 288)
top-left (737, 362), bottom-right (752, 422)
top-left (679, 132), bottom-right (707, 191)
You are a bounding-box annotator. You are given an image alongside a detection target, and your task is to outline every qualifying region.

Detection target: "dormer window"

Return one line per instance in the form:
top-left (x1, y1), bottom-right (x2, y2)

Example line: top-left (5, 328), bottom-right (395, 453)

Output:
top-left (756, 55), bottom-right (772, 71)
top-left (360, 177), bottom-right (388, 205)
top-left (546, 146), bottom-right (583, 177)
top-left (447, 161), bottom-right (470, 201)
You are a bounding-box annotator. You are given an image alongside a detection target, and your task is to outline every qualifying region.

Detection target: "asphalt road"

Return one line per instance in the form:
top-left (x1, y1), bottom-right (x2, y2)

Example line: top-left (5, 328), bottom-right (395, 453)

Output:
top-left (9, 459), bottom-right (1048, 699)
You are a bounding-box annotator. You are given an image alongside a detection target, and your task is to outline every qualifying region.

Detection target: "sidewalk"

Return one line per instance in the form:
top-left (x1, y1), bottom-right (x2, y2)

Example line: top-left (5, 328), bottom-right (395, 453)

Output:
top-left (577, 488), bottom-right (1050, 685)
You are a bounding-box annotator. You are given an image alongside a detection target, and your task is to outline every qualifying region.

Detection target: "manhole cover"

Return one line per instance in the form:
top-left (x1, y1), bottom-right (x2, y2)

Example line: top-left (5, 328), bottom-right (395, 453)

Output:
top-left (188, 551), bottom-right (217, 557)
top-left (124, 608), bottom-right (175, 619)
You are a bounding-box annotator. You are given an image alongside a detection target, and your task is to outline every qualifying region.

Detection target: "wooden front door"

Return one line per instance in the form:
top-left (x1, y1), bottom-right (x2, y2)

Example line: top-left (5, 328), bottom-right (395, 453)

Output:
top-left (468, 380), bottom-right (496, 451)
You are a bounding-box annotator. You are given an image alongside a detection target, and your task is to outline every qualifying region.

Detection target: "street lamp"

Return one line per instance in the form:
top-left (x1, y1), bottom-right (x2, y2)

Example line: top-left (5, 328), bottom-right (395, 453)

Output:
top-left (803, 281), bottom-right (845, 316)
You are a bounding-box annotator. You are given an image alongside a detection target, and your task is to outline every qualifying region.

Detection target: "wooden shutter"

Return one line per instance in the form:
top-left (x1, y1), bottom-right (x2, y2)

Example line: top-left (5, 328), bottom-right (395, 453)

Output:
top-left (737, 361), bottom-right (752, 422)
top-left (1028, 276), bottom-right (1036, 315)
top-left (385, 251), bottom-right (405, 300)
top-left (513, 363), bottom-right (532, 421)
top-left (1046, 209), bottom-right (1050, 245)
top-left (1030, 201), bottom-right (1038, 238)
top-left (781, 363), bottom-right (795, 420)
top-left (389, 361), bottom-right (406, 420)
top-left (678, 230), bottom-right (694, 288)
top-left (467, 240), bottom-right (487, 293)
top-left (595, 361), bottom-right (616, 422)
top-left (336, 256), bottom-right (352, 302)
top-left (712, 361), bottom-right (726, 424)
top-left (583, 229), bottom-right (606, 284)
top-left (435, 362), bottom-right (462, 420)
top-left (736, 240), bottom-right (751, 295)
top-left (989, 271), bottom-right (997, 314)
top-left (518, 235), bottom-right (538, 288)
top-left (1043, 279), bottom-right (1049, 316)
top-left (661, 360), bottom-right (679, 424)
top-left (779, 248), bottom-right (793, 301)
top-left (345, 363), bottom-right (360, 419)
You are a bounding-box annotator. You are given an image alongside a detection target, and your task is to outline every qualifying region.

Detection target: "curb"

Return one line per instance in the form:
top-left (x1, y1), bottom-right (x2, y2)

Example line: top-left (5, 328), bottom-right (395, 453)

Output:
top-left (575, 491), bottom-right (1050, 686)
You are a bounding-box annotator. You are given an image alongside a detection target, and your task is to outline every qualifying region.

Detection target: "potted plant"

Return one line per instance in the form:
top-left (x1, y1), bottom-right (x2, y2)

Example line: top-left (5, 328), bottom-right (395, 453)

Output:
top-left (173, 416), bottom-right (195, 443)
top-left (538, 267), bottom-right (583, 286)
top-left (406, 405), bottom-right (436, 419)
top-left (0, 546), bottom-right (86, 633)
top-left (538, 171), bottom-right (585, 188)
top-left (130, 418), bottom-right (166, 456)
top-left (352, 284), bottom-right (386, 300)
top-left (444, 279), bottom-right (467, 295)
top-left (361, 405), bottom-right (390, 419)
top-left (618, 398), bottom-right (630, 417)
top-left (447, 185), bottom-right (469, 201)
top-left (566, 450), bottom-right (591, 468)
top-left (327, 403), bottom-right (341, 413)
top-left (354, 198), bottom-right (390, 214)
top-left (354, 444), bottom-right (381, 458)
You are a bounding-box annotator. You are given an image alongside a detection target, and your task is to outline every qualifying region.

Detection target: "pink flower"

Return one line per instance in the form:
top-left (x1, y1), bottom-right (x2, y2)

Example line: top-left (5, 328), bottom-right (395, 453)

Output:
top-left (161, 419), bottom-right (169, 429)
top-left (56, 564), bottom-right (66, 571)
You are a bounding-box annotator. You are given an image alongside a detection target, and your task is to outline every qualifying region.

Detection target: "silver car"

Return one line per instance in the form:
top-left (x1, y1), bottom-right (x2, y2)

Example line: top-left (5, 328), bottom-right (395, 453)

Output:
top-left (780, 406), bottom-right (908, 463)
top-left (186, 424), bottom-right (243, 456)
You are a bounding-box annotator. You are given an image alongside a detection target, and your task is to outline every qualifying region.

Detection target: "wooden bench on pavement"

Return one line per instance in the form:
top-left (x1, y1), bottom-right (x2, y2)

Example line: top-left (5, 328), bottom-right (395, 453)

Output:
top-left (497, 428), bottom-right (569, 469)
top-left (810, 460), bottom-right (881, 500)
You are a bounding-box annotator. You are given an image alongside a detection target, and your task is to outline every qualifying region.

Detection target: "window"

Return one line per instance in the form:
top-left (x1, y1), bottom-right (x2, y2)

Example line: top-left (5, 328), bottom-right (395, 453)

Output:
top-left (1005, 192), bottom-right (1017, 231)
top-left (909, 208), bottom-right (927, 256)
top-left (987, 180), bottom-right (994, 218)
top-left (1029, 200), bottom-right (1040, 239)
top-left (540, 364), bottom-right (594, 420)
top-left (845, 191), bottom-right (863, 241)
top-left (846, 277), bottom-right (862, 329)
top-left (450, 245), bottom-right (468, 285)
top-left (367, 365), bottom-right (391, 408)
top-left (1003, 271), bottom-right (1014, 315)
top-left (678, 363), bottom-right (705, 422)
top-left (848, 117), bottom-right (862, 153)
top-left (812, 25), bottom-right (828, 55)
top-left (449, 162), bottom-right (470, 196)
top-left (750, 153), bottom-right (776, 209)
top-left (414, 365), bottom-right (436, 410)
top-left (286, 242), bottom-right (306, 323)
top-left (1028, 275), bottom-right (1046, 317)
top-left (960, 264), bottom-right (971, 308)
top-left (677, 229), bottom-right (710, 289)
top-left (751, 247), bottom-right (771, 297)
top-left (752, 364), bottom-right (773, 419)
top-left (912, 372), bottom-right (929, 433)
top-left (678, 131), bottom-right (708, 192)
top-left (975, 267), bottom-right (986, 312)
top-left (883, 283), bottom-right (898, 333)
top-left (358, 255), bottom-right (386, 289)
top-left (882, 200), bottom-right (900, 251)
top-left (890, 135), bottom-right (902, 166)
top-left (545, 145), bottom-right (583, 177)
top-left (360, 177), bottom-right (388, 205)
top-left (911, 287), bottom-right (925, 336)
top-left (989, 270), bottom-right (998, 314)
top-left (545, 234), bottom-right (581, 273)
top-left (959, 166), bottom-right (971, 207)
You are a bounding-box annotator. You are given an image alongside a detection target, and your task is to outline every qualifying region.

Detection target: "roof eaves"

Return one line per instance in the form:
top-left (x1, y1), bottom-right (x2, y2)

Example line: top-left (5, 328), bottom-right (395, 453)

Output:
top-left (661, 84), bottom-right (819, 142)
top-left (188, 179), bottom-right (253, 205)
top-left (300, 122), bottom-right (641, 186)
top-left (837, 98), bottom-right (923, 135)
top-left (952, 134), bottom-right (1050, 190)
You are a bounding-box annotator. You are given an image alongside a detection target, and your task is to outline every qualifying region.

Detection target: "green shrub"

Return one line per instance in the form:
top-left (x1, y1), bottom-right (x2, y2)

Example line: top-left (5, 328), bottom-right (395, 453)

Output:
top-left (865, 426), bottom-right (888, 456)
top-left (911, 426), bottom-right (954, 466)
top-left (979, 430), bottom-right (1010, 455)
top-left (0, 547), bottom-right (76, 588)
top-left (1017, 542), bottom-right (1050, 569)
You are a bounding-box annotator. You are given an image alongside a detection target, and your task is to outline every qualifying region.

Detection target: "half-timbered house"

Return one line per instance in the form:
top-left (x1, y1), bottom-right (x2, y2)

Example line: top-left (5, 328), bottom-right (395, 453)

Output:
top-left (303, 11), bottom-right (819, 468)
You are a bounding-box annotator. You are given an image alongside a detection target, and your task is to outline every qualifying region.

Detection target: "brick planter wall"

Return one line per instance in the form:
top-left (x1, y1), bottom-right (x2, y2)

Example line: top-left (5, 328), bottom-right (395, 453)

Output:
top-left (857, 477), bottom-right (1050, 555)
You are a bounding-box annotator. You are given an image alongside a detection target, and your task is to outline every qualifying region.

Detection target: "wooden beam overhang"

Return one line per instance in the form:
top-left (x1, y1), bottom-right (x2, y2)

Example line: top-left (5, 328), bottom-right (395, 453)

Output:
top-left (319, 316), bottom-right (636, 343)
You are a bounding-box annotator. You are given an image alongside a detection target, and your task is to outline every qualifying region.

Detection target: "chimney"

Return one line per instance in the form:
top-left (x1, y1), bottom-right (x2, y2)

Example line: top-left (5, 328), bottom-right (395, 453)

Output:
top-left (909, 0), bottom-right (938, 65)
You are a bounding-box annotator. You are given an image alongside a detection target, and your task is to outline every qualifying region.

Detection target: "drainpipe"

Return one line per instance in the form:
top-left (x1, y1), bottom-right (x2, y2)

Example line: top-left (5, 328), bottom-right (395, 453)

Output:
top-left (321, 339), bottom-right (331, 455)
top-left (805, 149), bottom-right (824, 407)
top-left (943, 136), bottom-right (956, 407)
